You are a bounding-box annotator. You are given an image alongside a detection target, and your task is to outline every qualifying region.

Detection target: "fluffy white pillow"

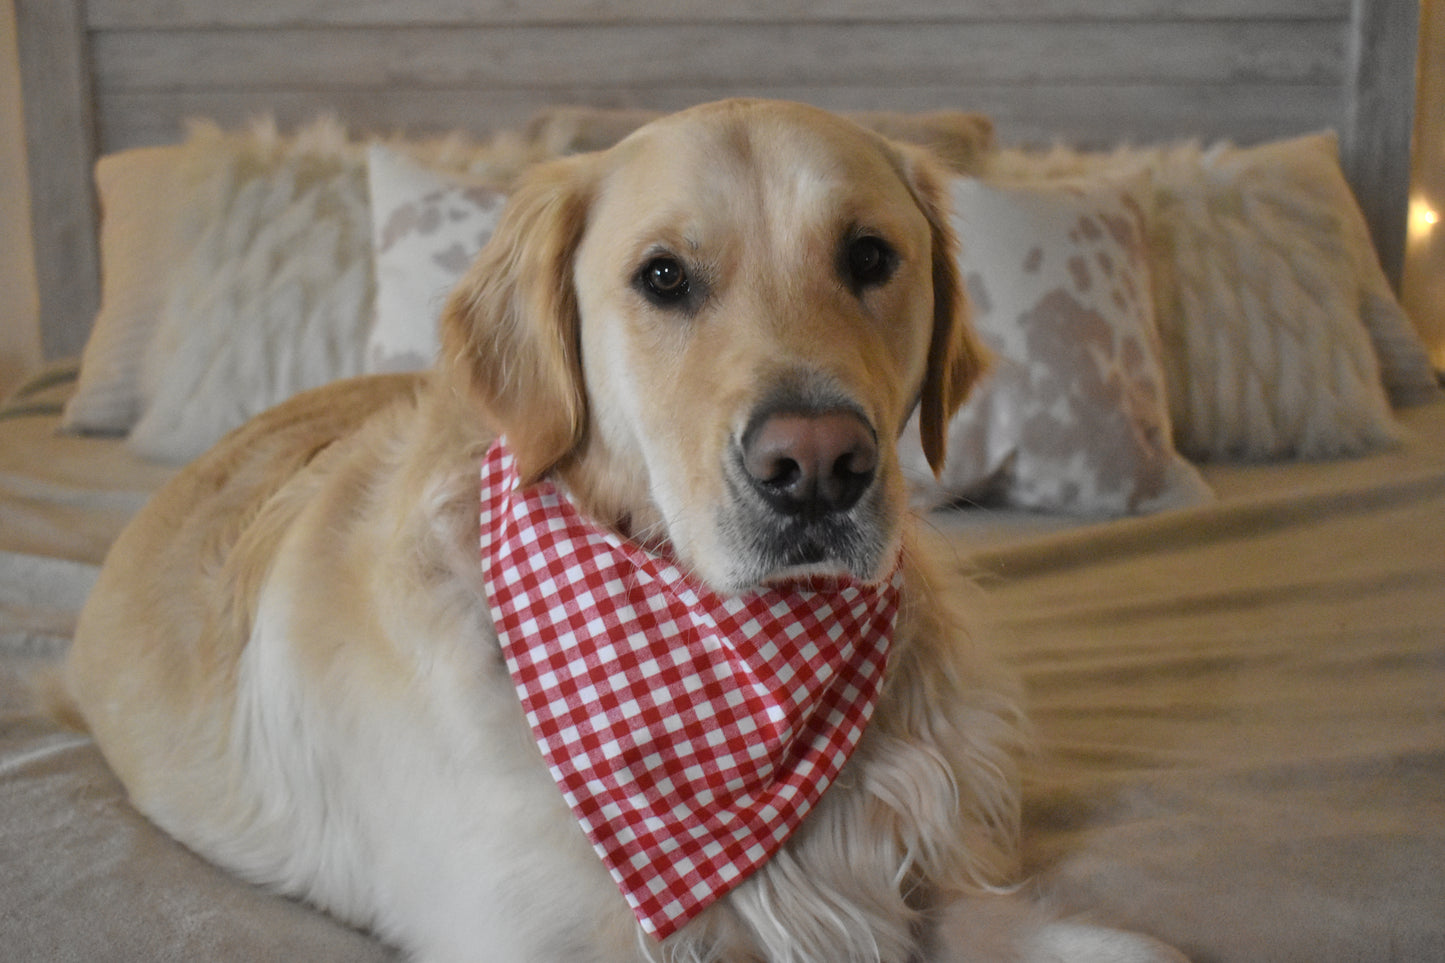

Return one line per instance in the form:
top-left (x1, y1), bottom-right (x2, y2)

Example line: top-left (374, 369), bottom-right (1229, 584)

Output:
top-left (61, 142), bottom-right (211, 434)
top-left (1199, 133), bottom-right (1438, 409)
top-left (989, 134), bottom-right (1429, 459)
top-left (365, 145), bottom-right (507, 373)
top-left (903, 176), bottom-right (1212, 516)
top-left (126, 118), bottom-right (373, 464)
top-left (1150, 134), bottom-right (1407, 459)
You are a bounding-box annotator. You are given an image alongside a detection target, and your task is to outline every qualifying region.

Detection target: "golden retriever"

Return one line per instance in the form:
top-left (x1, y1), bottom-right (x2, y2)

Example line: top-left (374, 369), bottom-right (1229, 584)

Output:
top-left (63, 100), bottom-right (1181, 963)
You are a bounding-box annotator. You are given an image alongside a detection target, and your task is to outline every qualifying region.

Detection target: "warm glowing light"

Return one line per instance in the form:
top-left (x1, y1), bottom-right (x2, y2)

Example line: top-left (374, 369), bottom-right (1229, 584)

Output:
top-left (1410, 197), bottom-right (1441, 239)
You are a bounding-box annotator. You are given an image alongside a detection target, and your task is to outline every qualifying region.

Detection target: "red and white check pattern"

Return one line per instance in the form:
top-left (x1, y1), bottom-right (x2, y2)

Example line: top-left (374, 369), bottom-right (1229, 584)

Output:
top-left (479, 440), bottom-right (899, 939)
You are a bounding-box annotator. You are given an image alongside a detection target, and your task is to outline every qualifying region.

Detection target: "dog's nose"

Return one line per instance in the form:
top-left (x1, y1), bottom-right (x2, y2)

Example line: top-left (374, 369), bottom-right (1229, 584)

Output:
top-left (742, 410), bottom-right (877, 518)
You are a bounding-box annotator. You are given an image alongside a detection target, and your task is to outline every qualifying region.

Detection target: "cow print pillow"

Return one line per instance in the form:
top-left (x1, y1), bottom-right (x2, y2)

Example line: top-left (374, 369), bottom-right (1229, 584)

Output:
top-left (902, 175), bottom-right (1212, 516)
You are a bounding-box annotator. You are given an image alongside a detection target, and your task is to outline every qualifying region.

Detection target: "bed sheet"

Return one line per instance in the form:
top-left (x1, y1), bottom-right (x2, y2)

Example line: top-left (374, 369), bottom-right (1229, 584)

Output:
top-left (0, 369), bottom-right (175, 663)
top-left (946, 400), bottom-right (1445, 961)
top-left (1, 387), bottom-right (1442, 961)
top-left (0, 380), bottom-right (398, 959)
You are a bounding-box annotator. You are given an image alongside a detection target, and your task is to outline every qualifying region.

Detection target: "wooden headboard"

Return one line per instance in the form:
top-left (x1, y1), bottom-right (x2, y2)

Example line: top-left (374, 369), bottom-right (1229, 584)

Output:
top-left (16, 0), bottom-right (1419, 361)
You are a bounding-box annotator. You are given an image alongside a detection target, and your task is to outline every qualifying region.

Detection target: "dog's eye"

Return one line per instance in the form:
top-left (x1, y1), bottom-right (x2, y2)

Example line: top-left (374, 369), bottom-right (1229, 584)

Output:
top-left (638, 256), bottom-right (690, 305)
top-left (844, 236), bottom-right (896, 290)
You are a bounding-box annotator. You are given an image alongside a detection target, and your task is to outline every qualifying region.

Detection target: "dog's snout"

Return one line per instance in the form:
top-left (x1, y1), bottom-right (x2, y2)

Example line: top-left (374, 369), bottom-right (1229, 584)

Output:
top-left (742, 411), bottom-right (877, 519)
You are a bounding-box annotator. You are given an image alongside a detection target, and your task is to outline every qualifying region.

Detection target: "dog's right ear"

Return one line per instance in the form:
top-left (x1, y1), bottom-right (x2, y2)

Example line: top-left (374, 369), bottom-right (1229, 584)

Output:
top-left (439, 155), bottom-right (594, 485)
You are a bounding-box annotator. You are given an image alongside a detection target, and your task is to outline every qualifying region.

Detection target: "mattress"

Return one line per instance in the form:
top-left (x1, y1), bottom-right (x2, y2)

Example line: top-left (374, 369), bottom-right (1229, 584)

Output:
top-left (2, 374), bottom-right (1443, 961)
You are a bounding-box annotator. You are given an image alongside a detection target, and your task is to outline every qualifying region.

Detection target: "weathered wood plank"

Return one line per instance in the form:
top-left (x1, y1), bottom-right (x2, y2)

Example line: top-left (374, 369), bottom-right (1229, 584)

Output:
top-left (19, 0), bottom-right (1417, 376)
top-left (92, 21), bottom-right (1346, 93)
top-left (96, 83), bottom-right (1340, 155)
top-left (85, 0), bottom-right (1354, 29)
top-left (1343, 0), bottom-right (1418, 291)
top-left (14, 0), bottom-right (99, 360)
top-left (978, 84), bottom-right (1341, 148)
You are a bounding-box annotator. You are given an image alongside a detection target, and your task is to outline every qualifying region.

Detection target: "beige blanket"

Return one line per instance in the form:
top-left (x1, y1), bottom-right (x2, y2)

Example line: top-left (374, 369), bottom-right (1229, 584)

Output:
top-left (975, 441), bottom-right (1445, 960)
top-left (3, 396), bottom-right (1443, 961)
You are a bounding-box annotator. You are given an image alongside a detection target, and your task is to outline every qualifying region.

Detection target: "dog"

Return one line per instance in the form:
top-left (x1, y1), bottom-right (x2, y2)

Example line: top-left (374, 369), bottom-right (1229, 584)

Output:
top-left (64, 100), bottom-right (1183, 962)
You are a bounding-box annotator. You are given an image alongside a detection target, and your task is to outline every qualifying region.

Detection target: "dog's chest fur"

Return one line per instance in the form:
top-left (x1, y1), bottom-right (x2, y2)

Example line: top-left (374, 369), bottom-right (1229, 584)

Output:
top-left (219, 442), bottom-right (1014, 963)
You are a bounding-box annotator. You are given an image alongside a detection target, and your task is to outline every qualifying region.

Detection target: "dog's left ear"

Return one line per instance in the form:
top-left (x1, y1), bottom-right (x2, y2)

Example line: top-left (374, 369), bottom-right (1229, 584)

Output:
top-left (439, 155), bottom-right (595, 484)
top-left (891, 144), bottom-right (989, 476)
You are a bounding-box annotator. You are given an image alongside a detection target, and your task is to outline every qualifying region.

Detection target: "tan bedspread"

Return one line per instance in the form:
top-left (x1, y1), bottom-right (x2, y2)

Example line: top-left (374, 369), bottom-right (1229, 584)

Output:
top-left (955, 401), bottom-right (1445, 961)
top-left (2, 391), bottom-right (1443, 961)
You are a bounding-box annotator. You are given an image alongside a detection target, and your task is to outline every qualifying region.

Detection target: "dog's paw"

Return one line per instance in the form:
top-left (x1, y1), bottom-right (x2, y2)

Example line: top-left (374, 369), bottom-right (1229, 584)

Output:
top-left (1018, 921), bottom-right (1189, 963)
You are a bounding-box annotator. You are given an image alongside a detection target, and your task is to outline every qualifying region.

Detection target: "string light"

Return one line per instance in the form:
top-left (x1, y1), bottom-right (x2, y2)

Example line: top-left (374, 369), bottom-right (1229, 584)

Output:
top-left (1409, 197), bottom-right (1441, 238)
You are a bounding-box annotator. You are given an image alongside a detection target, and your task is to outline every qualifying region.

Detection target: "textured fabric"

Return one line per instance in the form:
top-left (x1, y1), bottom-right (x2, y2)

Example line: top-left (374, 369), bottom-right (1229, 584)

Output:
top-left (987, 135), bottom-right (1431, 455)
top-left (1196, 133), bottom-right (1438, 409)
top-left (524, 105), bottom-right (997, 175)
top-left (903, 175), bottom-right (1212, 516)
top-left (0, 378), bottom-right (176, 564)
top-left (5, 388), bottom-right (1445, 961)
top-left (479, 440), bottom-right (898, 937)
top-left (364, 145), bottom-right (507, 374)
top-left (1151, 135), bottom-right (1405, 459)
top-left (62, 143), bottom-right (207, 434)
top-left (126, 118), bottom-right (373, 464)
top-left (954, 422), bottom-right (1445, 962)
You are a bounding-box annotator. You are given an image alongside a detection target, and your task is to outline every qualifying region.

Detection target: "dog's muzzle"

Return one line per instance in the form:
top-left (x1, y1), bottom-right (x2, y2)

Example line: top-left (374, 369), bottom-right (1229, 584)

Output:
top-left (726, 404), bottom-right (890, 583)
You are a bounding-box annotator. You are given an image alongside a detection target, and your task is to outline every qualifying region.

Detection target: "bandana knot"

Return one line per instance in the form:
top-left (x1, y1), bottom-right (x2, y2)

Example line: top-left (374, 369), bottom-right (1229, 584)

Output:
top-left (479, 439), bottom-right (899, 938)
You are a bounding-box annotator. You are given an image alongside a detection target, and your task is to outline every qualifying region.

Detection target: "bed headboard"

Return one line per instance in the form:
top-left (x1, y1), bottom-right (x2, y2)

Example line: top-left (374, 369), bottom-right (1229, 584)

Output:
top-left (15, 0), bottom-right (1419, 362)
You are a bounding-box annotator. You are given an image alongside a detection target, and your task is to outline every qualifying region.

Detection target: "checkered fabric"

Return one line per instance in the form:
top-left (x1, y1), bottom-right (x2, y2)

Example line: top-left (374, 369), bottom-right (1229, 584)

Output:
top-left (479, 439), bottom-right (899, 939)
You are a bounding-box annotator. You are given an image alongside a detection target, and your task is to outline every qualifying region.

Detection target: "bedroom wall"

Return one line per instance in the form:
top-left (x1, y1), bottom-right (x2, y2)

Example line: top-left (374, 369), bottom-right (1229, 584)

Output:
top-left (0, 0), bottom-right (39, 398)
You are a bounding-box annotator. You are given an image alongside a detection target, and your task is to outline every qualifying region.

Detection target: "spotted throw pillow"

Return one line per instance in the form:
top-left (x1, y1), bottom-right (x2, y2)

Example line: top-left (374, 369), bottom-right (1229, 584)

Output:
top-left (365, 144), bottom-right (508, 373)
top-left (903, 176), bottom-right (1212, 516)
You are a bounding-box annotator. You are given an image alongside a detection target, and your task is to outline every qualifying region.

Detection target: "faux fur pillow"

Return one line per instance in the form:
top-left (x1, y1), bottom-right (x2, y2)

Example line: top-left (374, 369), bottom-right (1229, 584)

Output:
top-left (902, 176), bottom-right (1212, 516)
top-left (524, 106), bottom-right (997, 174)
top-left (62, 142), bottom-right (214, 434)
top-left (127, 118), bottom-right (373, 464)
top-left (1152, 135), bottom-right (1408, 459)
top-left (989, 134), bottom-right (1429, 460)
top-left (1193, 134), bottom-right (1438, 410)
top-left (365, 145), bottom-right (507, 373)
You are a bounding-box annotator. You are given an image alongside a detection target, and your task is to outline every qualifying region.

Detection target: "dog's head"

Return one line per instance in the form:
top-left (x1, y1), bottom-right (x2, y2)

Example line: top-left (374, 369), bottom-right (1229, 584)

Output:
top-left (442, 100), bottom-right (985, 593)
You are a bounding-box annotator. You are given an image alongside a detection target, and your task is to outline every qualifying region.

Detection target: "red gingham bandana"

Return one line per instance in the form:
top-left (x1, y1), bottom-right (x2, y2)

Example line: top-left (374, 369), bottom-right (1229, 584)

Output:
top-left (478, 439), bottom-right (899, 939)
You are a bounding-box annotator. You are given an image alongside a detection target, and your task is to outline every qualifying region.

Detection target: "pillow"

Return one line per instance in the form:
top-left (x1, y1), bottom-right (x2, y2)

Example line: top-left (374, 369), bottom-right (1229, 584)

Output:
top-left (843, 109), bottom-right (996, 175)
top-left (990, 134), bottom-right (1432, 456)
top-left (364, 145), bottom-right (507, 373)
top-left (902, 176), bottom-right (1213, 516)
top-left (126, 118), bottom-right (373, 464)
top-left (393, 127), bottom-right (544, 191)
top-left (1149, 134), bottom-right (1409, 459)
top-left (1199, 133), bottom-right (1439, 409)
top-left (525, 106), bottom-right (669, 155)
top-left (61, 142), bottom-right (211, 434)
top-left (524, 105), bottom-right (997, 174)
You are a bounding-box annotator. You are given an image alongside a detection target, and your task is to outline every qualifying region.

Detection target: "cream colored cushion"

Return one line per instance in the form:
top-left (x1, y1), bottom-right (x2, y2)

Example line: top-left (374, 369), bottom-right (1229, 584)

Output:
top-left (1212, 133), bottom-right (1437, 409)
top-left (1152, 134), bottom-right (1409, 459)
top-left (61, 143), bottom-right (210, 434)
top-left (989, 133), bottom-right (1431, 461)
top-left (903, 176), bottom-right (1212, 516)
top-left (126, 118), bottom-right (373, 464)
top-left (364, 145), bottom-right (507, 373)
top-left (525, 106), bottom-right (997, 174)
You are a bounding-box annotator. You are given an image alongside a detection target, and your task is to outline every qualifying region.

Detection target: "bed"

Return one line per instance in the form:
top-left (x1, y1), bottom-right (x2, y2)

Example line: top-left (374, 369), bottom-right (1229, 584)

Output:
top-left (4, 1), bottom-right (1443, 960)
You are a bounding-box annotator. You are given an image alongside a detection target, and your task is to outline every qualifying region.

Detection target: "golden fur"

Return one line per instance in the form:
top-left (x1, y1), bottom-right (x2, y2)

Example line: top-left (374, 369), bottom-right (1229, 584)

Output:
top-left (64, 100), bottom-right (1181, 963)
